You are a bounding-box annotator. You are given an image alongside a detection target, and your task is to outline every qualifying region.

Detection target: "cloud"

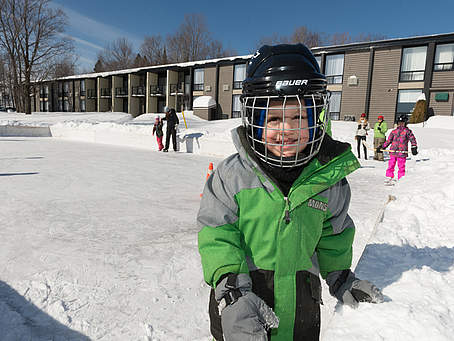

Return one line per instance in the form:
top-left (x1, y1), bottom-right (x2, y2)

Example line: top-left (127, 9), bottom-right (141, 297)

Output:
top-left (54, 3), bottom-right (143, 48)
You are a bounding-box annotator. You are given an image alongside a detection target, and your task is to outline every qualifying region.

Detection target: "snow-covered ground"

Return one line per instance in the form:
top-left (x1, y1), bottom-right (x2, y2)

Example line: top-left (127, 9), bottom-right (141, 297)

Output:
top-left (1, 112), bottom-right (454, 340)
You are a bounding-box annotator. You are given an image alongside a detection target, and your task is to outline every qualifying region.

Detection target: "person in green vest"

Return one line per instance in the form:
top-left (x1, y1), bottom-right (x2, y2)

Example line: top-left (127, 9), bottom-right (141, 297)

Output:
top-left (198, 44), bottom-right (384, 341)
top-left (374, 115), bottom-right (388, 161)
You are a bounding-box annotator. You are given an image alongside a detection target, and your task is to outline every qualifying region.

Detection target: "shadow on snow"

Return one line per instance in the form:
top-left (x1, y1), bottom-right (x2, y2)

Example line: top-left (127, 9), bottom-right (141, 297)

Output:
top-left (0, 280), bottom-right (89, 340)
top-left (355, 243), bottom-right (454, 289)
top-left (0, 172), bottom-right (39, 177)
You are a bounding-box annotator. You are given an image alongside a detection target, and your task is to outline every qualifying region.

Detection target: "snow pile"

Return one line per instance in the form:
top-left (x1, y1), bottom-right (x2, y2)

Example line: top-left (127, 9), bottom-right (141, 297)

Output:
top-left (1, 112), bottom-right (454, 340)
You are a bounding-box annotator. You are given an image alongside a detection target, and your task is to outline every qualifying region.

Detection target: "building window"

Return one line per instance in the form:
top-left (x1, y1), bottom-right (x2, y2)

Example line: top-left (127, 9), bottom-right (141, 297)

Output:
top-left (325, 54), bottom-right (344, 84)
top-left (396, 89), bottom-right (422, 119)
top-left (434, 43), bottom-right (454, 71)
top-left (63, 81), bottom-right (70, 97)
top-left (315, 56), bottom-right (322, 70)
top-left (400, 46), bottom-right (427, 81)
top-left (194, 68), bottom-right (204, 91)
top-left (80, 99), bottom-right (86, 112)
top-left (233, 64), bottom-right (246, 89)
top-left (327, 91), bottom-right (341, 120)
top-left (232, 94), bottom-right (242, 118)
top-left (39, 100), bottom-right (48, 112)
top-left (80, 79), bottom-right (86, 96)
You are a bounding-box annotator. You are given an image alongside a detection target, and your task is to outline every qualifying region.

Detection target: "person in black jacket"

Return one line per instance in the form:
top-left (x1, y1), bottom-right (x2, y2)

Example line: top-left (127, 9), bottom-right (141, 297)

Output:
top-left (162, 106), bottom-right (179, 152)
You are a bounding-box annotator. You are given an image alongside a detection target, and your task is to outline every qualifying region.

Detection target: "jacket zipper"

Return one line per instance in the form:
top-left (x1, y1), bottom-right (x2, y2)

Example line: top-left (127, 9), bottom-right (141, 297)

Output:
top-left (284, 196), bottom-right (291, 224)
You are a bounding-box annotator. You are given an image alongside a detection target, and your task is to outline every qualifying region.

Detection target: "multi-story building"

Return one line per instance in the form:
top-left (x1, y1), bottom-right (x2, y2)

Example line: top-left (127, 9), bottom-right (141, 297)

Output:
top-left (31, 32), bottom-right (454, 124)
top-left (313, 32), bottom-right (454, 124)
top-left (31, 56), bottom-right (251, 120)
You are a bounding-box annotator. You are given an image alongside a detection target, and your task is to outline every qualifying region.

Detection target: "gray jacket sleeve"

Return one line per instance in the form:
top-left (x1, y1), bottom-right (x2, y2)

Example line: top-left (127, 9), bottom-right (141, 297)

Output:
top-left (197, 158), bottom-right (249, 287)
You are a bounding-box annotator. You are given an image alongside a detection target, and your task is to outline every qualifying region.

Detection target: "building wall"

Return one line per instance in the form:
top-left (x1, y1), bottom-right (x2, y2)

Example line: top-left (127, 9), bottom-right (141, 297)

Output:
top-left (74, 80), bottom-right (80, 112)
top-left (129, 74), bottom-right (141, 117)
top-left (203, 67), bottom-right (216, 98)
top-left (218, 65), bottom-right (234, 118)
top-left (167, 70), bottom-right (178, 110)
top-left (147, 72), bottom-right (158, 113)
top-left (429, 91), bottom-right (454, 116)
top-left (98, 78), bottom-right (111, 112)
top-left (86, 78), bottom-right (96, 112)
top-left (340, 50), bottom-right (370, 119)
top-left (67, 81), bottom-right (74, 112)
top-left (112, 76), bottom-right (123, 112)
top-left (431, 70), bottom-right (454, 89)
top-left (369, 47), bottom-right (401, 124)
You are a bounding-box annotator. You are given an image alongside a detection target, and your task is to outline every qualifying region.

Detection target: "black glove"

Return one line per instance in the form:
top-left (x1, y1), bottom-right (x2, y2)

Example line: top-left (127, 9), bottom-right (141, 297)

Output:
top-left (215, 274), bottom-right (279, 341)
top-left (411, 146), bottom-right (418, 155)
top-left (326, 270), bottom-right (384, 309)
top-left (376, 145), bottom-right (382, 154)
top-left (377, 127), bottom-right (382, 133)
top-left (357, 124), bottom-right (362, 130)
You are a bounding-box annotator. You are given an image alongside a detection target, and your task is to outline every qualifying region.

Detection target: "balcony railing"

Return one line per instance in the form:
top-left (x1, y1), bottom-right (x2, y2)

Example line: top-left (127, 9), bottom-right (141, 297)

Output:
top-left (434, 62), bottom-right (454, 71)
top-left (87, 89), bottom-right (97, 99)
top-left (115, 87), bottom-right (128, 96)
top-left (326, 75), bottom-right (343, 84)
top-left (233, 81), bottom-right (243, 89)
top-left (100, 88), bottom-right (112, 97)
top-left (132, 86), bottom-right (145, 96)
top-left (193, 83), bottom-right (204, 91)
top-left (170, 83), bottom-right (184, 94)
top-left (399, 70), bottom-right (424, 82)
top-left (149, 85), bottom-right (166, 95)
top-left (231, 110), bottom-right (241, 118)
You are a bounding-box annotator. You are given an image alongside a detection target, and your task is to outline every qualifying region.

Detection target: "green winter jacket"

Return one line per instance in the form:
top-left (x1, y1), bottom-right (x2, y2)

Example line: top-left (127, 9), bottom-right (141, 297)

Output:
top-left (374, 121), bottom-right (388, 139)
top-left (198, 126), bottom-right (360, 341)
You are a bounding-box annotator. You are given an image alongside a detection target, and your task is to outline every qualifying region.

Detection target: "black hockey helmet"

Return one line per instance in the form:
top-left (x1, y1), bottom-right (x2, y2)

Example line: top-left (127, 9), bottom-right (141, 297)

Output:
top-left (397, 114), bottom-right (408, 123)
top-left (242, 44), bottom-right (326, 97)
top-left (241, 44), bottom-right (330, 168)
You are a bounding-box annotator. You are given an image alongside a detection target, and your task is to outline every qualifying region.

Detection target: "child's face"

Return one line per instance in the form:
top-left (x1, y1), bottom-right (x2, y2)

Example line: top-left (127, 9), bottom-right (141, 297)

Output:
top-left (263, 99), bottom-right (309, 157)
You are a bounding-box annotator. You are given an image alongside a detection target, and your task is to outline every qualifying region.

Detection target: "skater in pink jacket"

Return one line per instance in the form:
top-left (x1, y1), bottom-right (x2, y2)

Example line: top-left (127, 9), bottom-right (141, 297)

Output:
top-left (377, 114), bottom-right (417, 183)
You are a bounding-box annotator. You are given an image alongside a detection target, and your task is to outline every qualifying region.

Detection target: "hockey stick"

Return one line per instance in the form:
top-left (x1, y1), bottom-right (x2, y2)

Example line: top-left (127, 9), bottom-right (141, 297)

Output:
top-left (361, 140), bottom-right (408, 154)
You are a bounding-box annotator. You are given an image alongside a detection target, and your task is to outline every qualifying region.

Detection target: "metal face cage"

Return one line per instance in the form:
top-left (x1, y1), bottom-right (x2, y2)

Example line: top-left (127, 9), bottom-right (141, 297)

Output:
top-left (241, 93), bottom-right (330, 168)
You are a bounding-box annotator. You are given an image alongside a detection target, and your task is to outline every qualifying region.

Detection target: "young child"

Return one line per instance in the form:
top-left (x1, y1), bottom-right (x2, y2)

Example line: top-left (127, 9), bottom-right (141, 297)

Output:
top-left (377, 114), bottom-right (417, 184)
top-left (198, 44), bottom-right (383, 341)
top-left (373, 115), bottom-right (388, 161)
top-left (152, 116), bottom-right (164, 151)
top-left (355, 113), bottom-right (370, 159)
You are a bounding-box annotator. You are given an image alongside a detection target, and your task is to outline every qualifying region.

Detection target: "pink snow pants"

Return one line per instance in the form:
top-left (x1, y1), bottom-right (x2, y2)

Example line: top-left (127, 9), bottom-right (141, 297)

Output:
top-left (156, 136), bottom-right (164, 151)
top-left (386, 155), bottom-right (406, 179)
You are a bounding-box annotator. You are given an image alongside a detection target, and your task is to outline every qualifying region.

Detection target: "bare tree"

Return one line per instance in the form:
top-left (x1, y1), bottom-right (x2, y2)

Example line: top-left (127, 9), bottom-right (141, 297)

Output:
top-left (291, 26), bottom-right (324, 48)
top-left (132, 53), bottom-right (148, 68)
top-left (0, 53), bottom-right (14, 107)
top-left (328, 32), bottom-right (388, 46)
top-left (139, 35), bottom-right (166, 65)
top-left (51, 54), bottom-right (77, 78)
top-left (329, 32), bottom-right (353, 46)
top-left (97, 37), bottom-right (135, 71)
top-left (353, 33), bottom-right (387, 43)
top-left (0, 0), bottom-right (73, 114)
top-left (166, 13), bottom-right (231, 62)
top-left (166, 14), bottom-right (210, 62)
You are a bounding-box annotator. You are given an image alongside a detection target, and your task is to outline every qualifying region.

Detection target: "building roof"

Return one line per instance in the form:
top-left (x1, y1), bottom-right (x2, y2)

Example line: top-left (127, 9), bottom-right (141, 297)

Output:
top-left (311, 32), bottom-right (454, 54)
top-left (50, 54), bottom-right (253, 82)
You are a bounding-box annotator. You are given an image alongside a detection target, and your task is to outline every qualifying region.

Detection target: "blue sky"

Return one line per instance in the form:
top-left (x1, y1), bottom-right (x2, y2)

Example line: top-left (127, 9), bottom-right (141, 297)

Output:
top-left (52, 0), bottom-right (454, 72)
